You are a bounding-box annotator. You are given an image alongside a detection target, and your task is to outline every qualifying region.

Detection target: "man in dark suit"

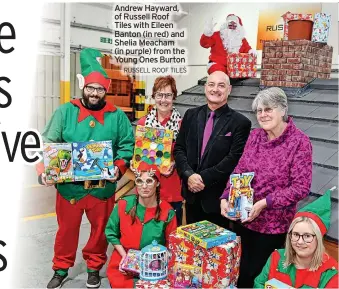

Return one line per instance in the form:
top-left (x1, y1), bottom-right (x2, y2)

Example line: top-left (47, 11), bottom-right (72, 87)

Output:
top-left (174, 71), bottom-right (251, 228)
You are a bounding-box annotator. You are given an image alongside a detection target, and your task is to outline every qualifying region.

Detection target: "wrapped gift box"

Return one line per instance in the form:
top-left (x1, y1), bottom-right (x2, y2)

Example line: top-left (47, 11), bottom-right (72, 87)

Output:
top-left (265, 278), bottom-right (295, 289)
top-left (227, 53), bottom-right (257, 78)
top-left (135, 279), bottom-right (171, 289)
top-left (311, 13), bottom-right (331, 43)
top-left (177, 220), bottom-right (236, 249)
top-left (281, 12), bottom-right (313, 40)
top-left (168, 231), bottom-right (241, 288)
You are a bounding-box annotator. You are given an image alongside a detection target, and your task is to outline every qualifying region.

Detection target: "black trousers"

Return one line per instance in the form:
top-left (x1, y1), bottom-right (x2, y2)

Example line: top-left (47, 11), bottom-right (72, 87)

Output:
top-left (185, 200), bottom-right (230, 229)
top-left (234, 223), bottom-right (286, 288)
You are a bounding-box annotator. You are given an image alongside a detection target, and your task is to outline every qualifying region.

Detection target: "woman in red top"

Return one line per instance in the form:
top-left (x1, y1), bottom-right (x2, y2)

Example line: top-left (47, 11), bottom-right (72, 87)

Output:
top-left (137, 75), bottom-right (183, 225)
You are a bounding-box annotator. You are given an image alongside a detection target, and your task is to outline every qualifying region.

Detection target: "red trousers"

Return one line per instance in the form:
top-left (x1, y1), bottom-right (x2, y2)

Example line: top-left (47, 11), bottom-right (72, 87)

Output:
top-left (52, 192), bottom-right (115, 271)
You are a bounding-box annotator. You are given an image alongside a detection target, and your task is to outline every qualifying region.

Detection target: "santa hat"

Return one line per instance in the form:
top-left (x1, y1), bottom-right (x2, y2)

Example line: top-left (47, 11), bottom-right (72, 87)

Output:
top-left (79, 48), bottom-right (111, 91)
top-left (293, 188), bottom-right (333, 236)
top-left (134, 161), bottom-right (161, 181)
top-left (226, 14), bottom-right (243, 26)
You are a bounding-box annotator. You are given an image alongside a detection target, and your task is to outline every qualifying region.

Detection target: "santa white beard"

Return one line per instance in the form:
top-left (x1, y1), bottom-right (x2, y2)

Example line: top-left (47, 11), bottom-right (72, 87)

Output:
top-left (220, 24), bottom-right (245, 53)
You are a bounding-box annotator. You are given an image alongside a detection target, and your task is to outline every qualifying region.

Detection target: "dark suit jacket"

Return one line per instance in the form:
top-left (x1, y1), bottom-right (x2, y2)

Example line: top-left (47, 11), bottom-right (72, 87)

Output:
top-left (174, 104), bottom-right (251, 213)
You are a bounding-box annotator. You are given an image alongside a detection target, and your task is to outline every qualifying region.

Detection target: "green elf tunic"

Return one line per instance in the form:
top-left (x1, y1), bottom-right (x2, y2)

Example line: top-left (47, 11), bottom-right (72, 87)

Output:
top-left (40, 99), bottom-right (135, 202)
top-left (105, 195), bottom-right (178, 288)
top-left (254, 249), bottom-right (338, 288)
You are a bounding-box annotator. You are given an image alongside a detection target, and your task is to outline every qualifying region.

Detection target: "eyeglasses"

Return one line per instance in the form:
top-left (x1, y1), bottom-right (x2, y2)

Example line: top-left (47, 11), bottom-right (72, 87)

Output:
top-left (289, 232), bottom-right (316, 243)
top-left (154, 92), bottom-right (174, 100)
top-left (85, 86), bottom-right (106, 95)
top-left (135, 177), bottom-right (156, 187)
top-left (255, 107), bottom-right (276, 115)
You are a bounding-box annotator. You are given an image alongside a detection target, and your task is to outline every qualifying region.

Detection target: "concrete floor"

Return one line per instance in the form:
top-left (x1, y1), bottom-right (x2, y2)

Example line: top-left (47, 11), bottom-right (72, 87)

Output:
top-left (14, 166), bottom-right (125, 288)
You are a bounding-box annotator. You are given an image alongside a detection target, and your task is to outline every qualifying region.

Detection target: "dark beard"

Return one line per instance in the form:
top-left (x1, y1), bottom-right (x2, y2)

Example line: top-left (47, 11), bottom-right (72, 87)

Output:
top-left (82, 91), bottom-right (106, 111)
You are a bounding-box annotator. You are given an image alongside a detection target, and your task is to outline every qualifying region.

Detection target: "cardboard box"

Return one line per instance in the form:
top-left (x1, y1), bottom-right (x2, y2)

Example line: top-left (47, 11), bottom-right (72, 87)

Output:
top-left (168, 232), bottom-right (241, 288)
top-left (227, 53), bottom-right (257, 78)
top-left (43, 143), bottom-right (74, 184)
top-left (177, 221), bottom-right (236, 249)
top-left (311, 13), bottom-right (331, 43)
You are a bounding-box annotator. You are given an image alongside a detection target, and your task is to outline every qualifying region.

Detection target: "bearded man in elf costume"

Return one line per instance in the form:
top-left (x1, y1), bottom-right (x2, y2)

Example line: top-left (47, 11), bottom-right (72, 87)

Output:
top-left (36, 48), bottom-right (135, 289)
top-left (200, 14), bottom-right (257, 75)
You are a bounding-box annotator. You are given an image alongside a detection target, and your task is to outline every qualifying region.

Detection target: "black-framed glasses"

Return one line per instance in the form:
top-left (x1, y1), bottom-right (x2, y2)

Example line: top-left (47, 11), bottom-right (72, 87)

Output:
top-left (135, 177), bottom-right (156, 187)
top-left (289, 232), bottom-right (316, 243)
top-left (85, 85), bottom-right (106, 95)
top-left (154, 92), bottom-right (174, 100)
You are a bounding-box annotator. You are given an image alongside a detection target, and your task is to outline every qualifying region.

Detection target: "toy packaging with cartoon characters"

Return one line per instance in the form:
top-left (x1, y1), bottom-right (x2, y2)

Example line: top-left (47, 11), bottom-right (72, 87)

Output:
top-left (311, 13), bottom-right (331, 43)
top-left (132, 125), bottom-right (174, 174)
top-left (227, 172), bottom-right (255, 221)
top-left (120, 249), bottom-right (141, 276)
top-left (177, 220), bottom-right (236, 249)
top-left (43, 143), bottom-right (74, 184)
top-left (72, 140), bottom-right (114, 181)
top-left (172, 263), bottom-right (202, 288)
top-left (168, 231), bottom-right (241, 288)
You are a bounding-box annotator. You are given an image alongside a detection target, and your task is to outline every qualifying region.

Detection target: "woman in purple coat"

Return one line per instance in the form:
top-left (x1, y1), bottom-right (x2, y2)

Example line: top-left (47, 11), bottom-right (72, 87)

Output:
top-left (220, 87), bottom-right (313, 288)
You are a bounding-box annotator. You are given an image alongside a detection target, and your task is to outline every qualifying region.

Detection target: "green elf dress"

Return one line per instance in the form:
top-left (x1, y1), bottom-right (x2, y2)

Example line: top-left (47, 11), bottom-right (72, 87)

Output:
top-left (105, 194), bottom-right (177, 288)
top-left (254, 190), bottom-right (338, 288)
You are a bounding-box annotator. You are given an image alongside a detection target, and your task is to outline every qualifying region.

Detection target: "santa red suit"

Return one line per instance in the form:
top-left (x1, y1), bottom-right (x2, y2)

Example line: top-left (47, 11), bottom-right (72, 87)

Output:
top-left (200, 14), bottom-right (256, 75)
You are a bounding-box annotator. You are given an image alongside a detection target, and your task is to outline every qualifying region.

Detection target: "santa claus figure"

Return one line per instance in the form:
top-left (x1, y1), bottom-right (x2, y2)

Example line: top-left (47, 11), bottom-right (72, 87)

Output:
top-left (200, 14), bottom-right (257, 75)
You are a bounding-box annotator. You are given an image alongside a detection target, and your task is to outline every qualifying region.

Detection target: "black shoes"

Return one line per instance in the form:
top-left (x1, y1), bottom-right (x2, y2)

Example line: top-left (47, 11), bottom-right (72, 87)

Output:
top-left (46, 271), bottom-right (68, 288)
top-left (86, 271), bottom-right (101, 288)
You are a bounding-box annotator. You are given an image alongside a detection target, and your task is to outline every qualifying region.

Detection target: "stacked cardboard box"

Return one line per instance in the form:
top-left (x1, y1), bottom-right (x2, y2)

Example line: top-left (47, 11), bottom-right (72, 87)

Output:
top-left (260, 40), bottom-right (333, 88)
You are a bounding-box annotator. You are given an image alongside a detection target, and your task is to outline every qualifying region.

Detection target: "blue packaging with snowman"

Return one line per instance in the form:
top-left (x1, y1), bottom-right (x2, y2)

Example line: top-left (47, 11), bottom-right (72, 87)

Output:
top-left (72, 140), bottom-right (114, 181)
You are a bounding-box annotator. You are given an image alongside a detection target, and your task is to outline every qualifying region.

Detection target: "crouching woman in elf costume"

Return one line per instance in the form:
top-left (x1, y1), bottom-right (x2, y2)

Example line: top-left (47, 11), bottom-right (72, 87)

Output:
top-left (105, 162), bottom-right (178, 288)
top-left (254, 189), bottom-right (338, 288)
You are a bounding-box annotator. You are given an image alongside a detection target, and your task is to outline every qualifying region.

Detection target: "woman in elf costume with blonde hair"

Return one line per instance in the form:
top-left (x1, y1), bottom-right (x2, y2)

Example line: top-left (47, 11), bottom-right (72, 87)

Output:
top-left (254, 189), bottom-right (338, 288)
top-left (105, 162), bottom-right (177, 288)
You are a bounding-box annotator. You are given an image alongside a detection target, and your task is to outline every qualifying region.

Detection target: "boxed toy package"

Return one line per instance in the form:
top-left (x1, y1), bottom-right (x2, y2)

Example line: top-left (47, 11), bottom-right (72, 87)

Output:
top-left (72, 140), bottom-right (114, 181)
top-left (132, 125), bottom-right (174, 174)
top-left (177, 220), bottom-right (236, 249)
top-left (168, 231), bottom-right (241, 288)
top-left (265, 278), bottom-right (295, 289)
top-left (43, 143), bottom-right (74, 184)
top-left (120, 249), bottom-right (141, 276)
top-left (227, 53), bottom-right (257, 78)
top-left (227, 172), bottom-right (255, 221)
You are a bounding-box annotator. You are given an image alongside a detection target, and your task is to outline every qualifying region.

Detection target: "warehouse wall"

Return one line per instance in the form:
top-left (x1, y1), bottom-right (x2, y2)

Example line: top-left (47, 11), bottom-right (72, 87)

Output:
top-left (35, 2), bottom-right (338, 131)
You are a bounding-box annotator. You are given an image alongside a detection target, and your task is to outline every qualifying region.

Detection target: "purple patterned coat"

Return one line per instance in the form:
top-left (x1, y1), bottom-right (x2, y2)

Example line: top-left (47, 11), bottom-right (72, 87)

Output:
top-left (220, 117), bottom-right (313, 234)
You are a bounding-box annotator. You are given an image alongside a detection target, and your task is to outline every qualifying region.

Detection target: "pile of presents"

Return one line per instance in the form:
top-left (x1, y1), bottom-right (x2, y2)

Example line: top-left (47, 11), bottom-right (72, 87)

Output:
top-left (120, 220), bottom-right (241, 289)
top-left (227, 12), bottom-right (332, 80)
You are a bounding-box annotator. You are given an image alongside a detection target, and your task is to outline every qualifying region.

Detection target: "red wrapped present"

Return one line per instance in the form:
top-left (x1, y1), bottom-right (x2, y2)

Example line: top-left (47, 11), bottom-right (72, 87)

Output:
top-left (135, 279), bottom-right (171, 289)
top-left (227, 53), bottom-right (257, 78)
top-left (281, 12), bottom-right (313, 40)
top-left (168, 231), bottom-right (241, 288)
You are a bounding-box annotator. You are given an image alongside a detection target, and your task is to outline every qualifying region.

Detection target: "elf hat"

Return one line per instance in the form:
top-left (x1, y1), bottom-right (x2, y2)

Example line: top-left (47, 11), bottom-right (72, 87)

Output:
top-left (134, 161), bottom-right (161, 181)
top-left (77, 48), bottom-right (111, 91)
top-left (227, 14), bottom-right (243, 26)
top-left (293, 187), bottom-right (335, 236)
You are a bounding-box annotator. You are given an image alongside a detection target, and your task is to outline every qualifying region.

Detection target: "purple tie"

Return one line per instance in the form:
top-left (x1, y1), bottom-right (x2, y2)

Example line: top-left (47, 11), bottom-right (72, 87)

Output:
top-left (201, 111), bottom-right (215, 157)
